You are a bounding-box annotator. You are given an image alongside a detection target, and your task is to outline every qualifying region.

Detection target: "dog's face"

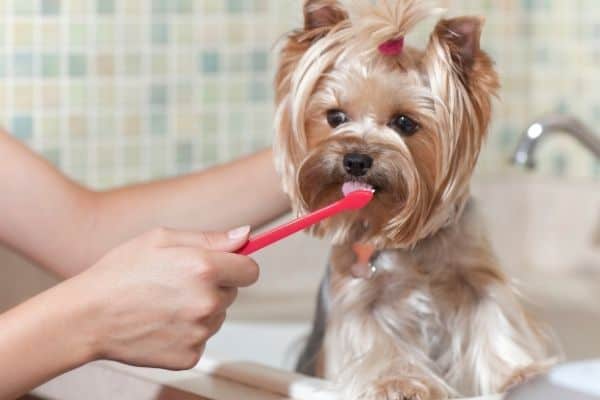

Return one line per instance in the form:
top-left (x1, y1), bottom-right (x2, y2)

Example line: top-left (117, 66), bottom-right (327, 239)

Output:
top-left (275, 0), bottom-right (499, 248)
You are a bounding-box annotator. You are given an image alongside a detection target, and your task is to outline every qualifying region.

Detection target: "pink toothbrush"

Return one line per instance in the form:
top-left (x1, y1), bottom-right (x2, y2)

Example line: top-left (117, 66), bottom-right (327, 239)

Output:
top-left (236, 182), bottom-right (374, 256)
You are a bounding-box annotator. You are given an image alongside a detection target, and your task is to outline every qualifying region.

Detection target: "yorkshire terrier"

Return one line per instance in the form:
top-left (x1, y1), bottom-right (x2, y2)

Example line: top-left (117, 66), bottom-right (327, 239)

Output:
top-left (273, 0), bottom-right (558, 399)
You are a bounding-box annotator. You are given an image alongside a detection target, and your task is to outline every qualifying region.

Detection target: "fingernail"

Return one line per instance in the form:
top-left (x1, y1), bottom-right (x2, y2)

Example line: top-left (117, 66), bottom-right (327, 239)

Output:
top-left (228, 225), bottom-right (250, 240)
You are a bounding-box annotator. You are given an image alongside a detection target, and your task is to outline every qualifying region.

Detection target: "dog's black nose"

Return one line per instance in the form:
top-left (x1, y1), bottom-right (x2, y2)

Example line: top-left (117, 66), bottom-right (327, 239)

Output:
top-left (343, 153), bottom-right (373, 177)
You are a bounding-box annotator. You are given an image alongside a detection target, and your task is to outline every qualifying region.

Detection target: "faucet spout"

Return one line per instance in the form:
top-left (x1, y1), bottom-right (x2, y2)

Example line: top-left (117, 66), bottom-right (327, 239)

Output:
top-left (512, 114), bottom-right (600, 169)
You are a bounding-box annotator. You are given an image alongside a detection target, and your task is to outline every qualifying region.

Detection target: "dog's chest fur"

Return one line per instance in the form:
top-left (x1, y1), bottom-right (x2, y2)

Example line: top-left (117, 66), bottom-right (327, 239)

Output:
top-left (296, 200), bottom-right (546, 396)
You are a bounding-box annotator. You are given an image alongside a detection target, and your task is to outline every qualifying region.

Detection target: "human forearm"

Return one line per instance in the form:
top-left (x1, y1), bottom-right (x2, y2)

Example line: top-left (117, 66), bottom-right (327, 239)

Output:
top-left (0, 227), bottom-right (260, 398)
top-left (0, 280), bottom-right (96, 399)
top-left (0, 127), bottom-right (289, 277)
top-left (86, 149), bottom-right (290, 270)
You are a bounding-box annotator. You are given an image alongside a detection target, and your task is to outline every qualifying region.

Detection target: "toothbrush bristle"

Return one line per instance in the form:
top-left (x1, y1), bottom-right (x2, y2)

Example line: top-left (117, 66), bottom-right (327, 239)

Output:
top-left (344, 189), bottom-right (374, 209)
top-left (342, 181), bottom-right (375, 197)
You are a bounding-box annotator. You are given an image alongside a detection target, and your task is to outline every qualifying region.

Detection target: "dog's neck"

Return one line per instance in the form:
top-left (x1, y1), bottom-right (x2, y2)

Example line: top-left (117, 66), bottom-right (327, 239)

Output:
top-left (352, 197), bottom-right (476, 265)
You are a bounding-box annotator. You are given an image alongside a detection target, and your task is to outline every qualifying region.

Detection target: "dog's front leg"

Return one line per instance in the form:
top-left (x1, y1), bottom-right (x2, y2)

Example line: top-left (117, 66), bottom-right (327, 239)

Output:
top-left (324, 260), bottom-right (452, 400)
top-left (432, 265), bottom-right (558, 396)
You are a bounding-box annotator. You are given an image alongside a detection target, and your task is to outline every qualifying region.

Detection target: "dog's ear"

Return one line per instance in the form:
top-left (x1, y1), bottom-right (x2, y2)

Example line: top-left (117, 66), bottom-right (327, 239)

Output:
top-left (433, 17), bottom-right (484, 74)
top-left (304, 0), bottom-right (348, 35)
top-left (426, 16), bottom-right (499, 92)
top-left (424, 16), bottom-right (499, 132)
top-left (276, 0), bottom-right (348, 103)
top-left (422, 16), bottom-right (499, 215)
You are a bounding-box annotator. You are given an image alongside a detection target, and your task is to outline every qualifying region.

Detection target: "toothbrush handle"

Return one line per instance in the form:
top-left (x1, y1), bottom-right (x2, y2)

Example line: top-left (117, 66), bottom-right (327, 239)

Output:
top-left (236, 198), bottom-right (348, 256)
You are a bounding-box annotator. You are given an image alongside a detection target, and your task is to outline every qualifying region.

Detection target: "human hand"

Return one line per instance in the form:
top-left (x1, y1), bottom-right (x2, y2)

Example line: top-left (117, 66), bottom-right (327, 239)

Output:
top-left (67, 226), bottom-right (256, 370)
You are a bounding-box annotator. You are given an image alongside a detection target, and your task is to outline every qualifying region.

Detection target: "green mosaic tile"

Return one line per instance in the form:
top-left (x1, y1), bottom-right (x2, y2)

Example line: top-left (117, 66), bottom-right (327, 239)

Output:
top-left (227, 51), bottom-right (246, 73)
top-left (176, 141), bottom-right (193, 166)
top-left (250, 50), bottom-right (268, 72)
top-left (97, 114), bottom-right (116, 137)
top-left (151, 23), bottom-right (169, 44)
top-left (201, 136), bottom-right (218, 164)
top-left (226, 0), bottom-right (245, 13)
top-left (97, 145), bottom-right (116, 167)
top-left (150, 84), bottom-right (168, 106)
top-left (40, 116), bottom-right (60, 140)
top-left (151, 113), bottom-right (167, 135)
top-left (201, 81), bottom-right (221, 104)
top-left (152, 0), bottom-right (168, 14)
top-left (42, 148), bottom-right (61, 167)
top-left (248, 79), bottom-right (268, 102)
top-left (227, 111), bottom-right (245, 134)
top-left (124, 54), bottom-right (141, 75)
top-left (97, 0), bottom-right (115, 14)
top-left (149, 141), bottom-right (167, 172)
top-left (69, 145), bottom-right (88, 169)
top-left (151, 54), bottom-right (167, 75)
top-left (68, 54), bottom-right (87, 77)
top-left (226, 80), bottom-right (246, 103)
top-left (11, 115), bottom-right (33, 140)
top-left (201, 0), bottom-right (223, 13)
top-left (42, 53), bottom-right (60, 77)
top-left (123, 145), bottom-right (141, 166)
top-left (199, 111), bottom-right (219, 134)
top-left (41, 0), bottom-right (61, 15)
top-left (175, 82), bottom-right (193, 104)
top-left (174, 0), bottom-right (194, 13)
top-left (174, 23), bottom-right (194, 43)
top-left (14, 53), bottom-right (33, 77)
top-left (96, 23), bottom-right (115, 45)
top-left (199, 51), bottom-right (220, 74)
top-left (14, 0), bottom-right (35, 15)
top-left (0, 0), bottom-right (597, 182)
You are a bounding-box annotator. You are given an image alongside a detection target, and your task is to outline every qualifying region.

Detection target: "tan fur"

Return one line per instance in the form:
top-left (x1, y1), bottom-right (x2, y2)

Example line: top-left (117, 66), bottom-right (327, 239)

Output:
top-left (274, 1), bottom-right (559, 399)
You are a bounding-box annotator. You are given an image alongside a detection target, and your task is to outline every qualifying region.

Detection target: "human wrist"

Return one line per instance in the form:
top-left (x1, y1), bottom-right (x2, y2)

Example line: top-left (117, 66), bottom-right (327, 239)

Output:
top-left (48, 276), bottom-right (105, 366)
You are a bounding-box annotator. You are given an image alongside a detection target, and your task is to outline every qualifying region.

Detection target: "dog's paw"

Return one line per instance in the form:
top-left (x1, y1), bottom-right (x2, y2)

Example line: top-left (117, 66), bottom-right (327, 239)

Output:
top-left (500, 362), bottom-right (552, 392)
top-left (361, 377), bottom-right (446, 400)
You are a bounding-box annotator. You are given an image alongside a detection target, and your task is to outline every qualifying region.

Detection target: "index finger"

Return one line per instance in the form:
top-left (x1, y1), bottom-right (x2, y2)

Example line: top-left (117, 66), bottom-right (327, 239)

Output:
top-left (204, 251), bottom-right (260, 288)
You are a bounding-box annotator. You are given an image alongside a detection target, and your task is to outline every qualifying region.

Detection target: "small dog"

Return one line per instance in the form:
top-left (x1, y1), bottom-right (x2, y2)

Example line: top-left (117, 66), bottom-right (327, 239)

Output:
top-left (273, 1), bottom-right (558, 399)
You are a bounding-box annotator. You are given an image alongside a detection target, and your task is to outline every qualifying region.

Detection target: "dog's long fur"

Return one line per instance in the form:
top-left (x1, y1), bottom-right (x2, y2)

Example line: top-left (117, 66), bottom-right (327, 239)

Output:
top-left (274, 1), bottom-right (558, 398)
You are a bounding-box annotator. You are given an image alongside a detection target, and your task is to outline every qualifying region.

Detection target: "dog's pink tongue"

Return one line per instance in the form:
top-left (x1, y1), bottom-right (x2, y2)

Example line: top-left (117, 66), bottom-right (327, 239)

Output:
top-left (342, 181), bottom-right (374, 197)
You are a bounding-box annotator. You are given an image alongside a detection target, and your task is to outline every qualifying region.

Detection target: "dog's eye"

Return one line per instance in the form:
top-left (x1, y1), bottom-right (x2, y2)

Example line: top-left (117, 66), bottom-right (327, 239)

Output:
top-left (389, 114), bottom-right (419, 136)
top-left (326, 109), bottom-right (349, 128)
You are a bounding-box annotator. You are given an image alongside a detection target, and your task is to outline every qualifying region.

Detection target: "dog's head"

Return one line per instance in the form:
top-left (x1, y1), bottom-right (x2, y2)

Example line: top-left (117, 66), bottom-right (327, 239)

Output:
top-left (274, 0), bottom-right (499, 248)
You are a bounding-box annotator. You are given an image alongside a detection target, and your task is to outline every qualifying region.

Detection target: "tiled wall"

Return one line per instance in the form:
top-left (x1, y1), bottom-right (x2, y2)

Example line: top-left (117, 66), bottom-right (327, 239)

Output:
top-left (0, 0), bottom-right (598, 189)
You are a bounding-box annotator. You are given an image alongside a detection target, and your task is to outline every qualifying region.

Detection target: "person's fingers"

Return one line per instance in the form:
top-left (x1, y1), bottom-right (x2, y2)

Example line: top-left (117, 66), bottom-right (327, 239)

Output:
top-left (204, 252), bottom-right (260, 288)
top-left (151, 226), bottom-right (251, 252)
top-left (202, 311), bottom-right (227, 336)
top-left (218, 287), bottom-right (238, 310)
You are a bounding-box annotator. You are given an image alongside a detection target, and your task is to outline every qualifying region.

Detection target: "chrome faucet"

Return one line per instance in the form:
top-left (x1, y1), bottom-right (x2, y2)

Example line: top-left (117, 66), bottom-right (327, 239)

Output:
top-left (511, 114), bottom-right (600, 169)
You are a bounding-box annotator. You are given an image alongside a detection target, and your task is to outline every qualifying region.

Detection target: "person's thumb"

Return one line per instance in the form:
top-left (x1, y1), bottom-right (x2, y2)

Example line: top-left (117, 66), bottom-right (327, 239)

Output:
top-left (196, 226), bottom-right (251, 252)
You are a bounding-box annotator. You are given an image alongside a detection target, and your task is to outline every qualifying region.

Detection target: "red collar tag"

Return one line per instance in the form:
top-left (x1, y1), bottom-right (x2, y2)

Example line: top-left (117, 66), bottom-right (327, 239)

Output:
top-left (351, 243), bottom-right (376, 279)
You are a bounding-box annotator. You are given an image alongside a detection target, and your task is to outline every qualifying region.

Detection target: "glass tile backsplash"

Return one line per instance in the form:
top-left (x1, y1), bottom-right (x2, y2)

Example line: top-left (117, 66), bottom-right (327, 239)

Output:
top-left (0, 0), bottom-right (598, 188)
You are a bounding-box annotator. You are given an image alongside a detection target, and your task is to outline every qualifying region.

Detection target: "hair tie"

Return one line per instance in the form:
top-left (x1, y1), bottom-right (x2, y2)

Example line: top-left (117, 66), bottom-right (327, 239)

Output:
top-left (378, 37), bottom-right (404, 56)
